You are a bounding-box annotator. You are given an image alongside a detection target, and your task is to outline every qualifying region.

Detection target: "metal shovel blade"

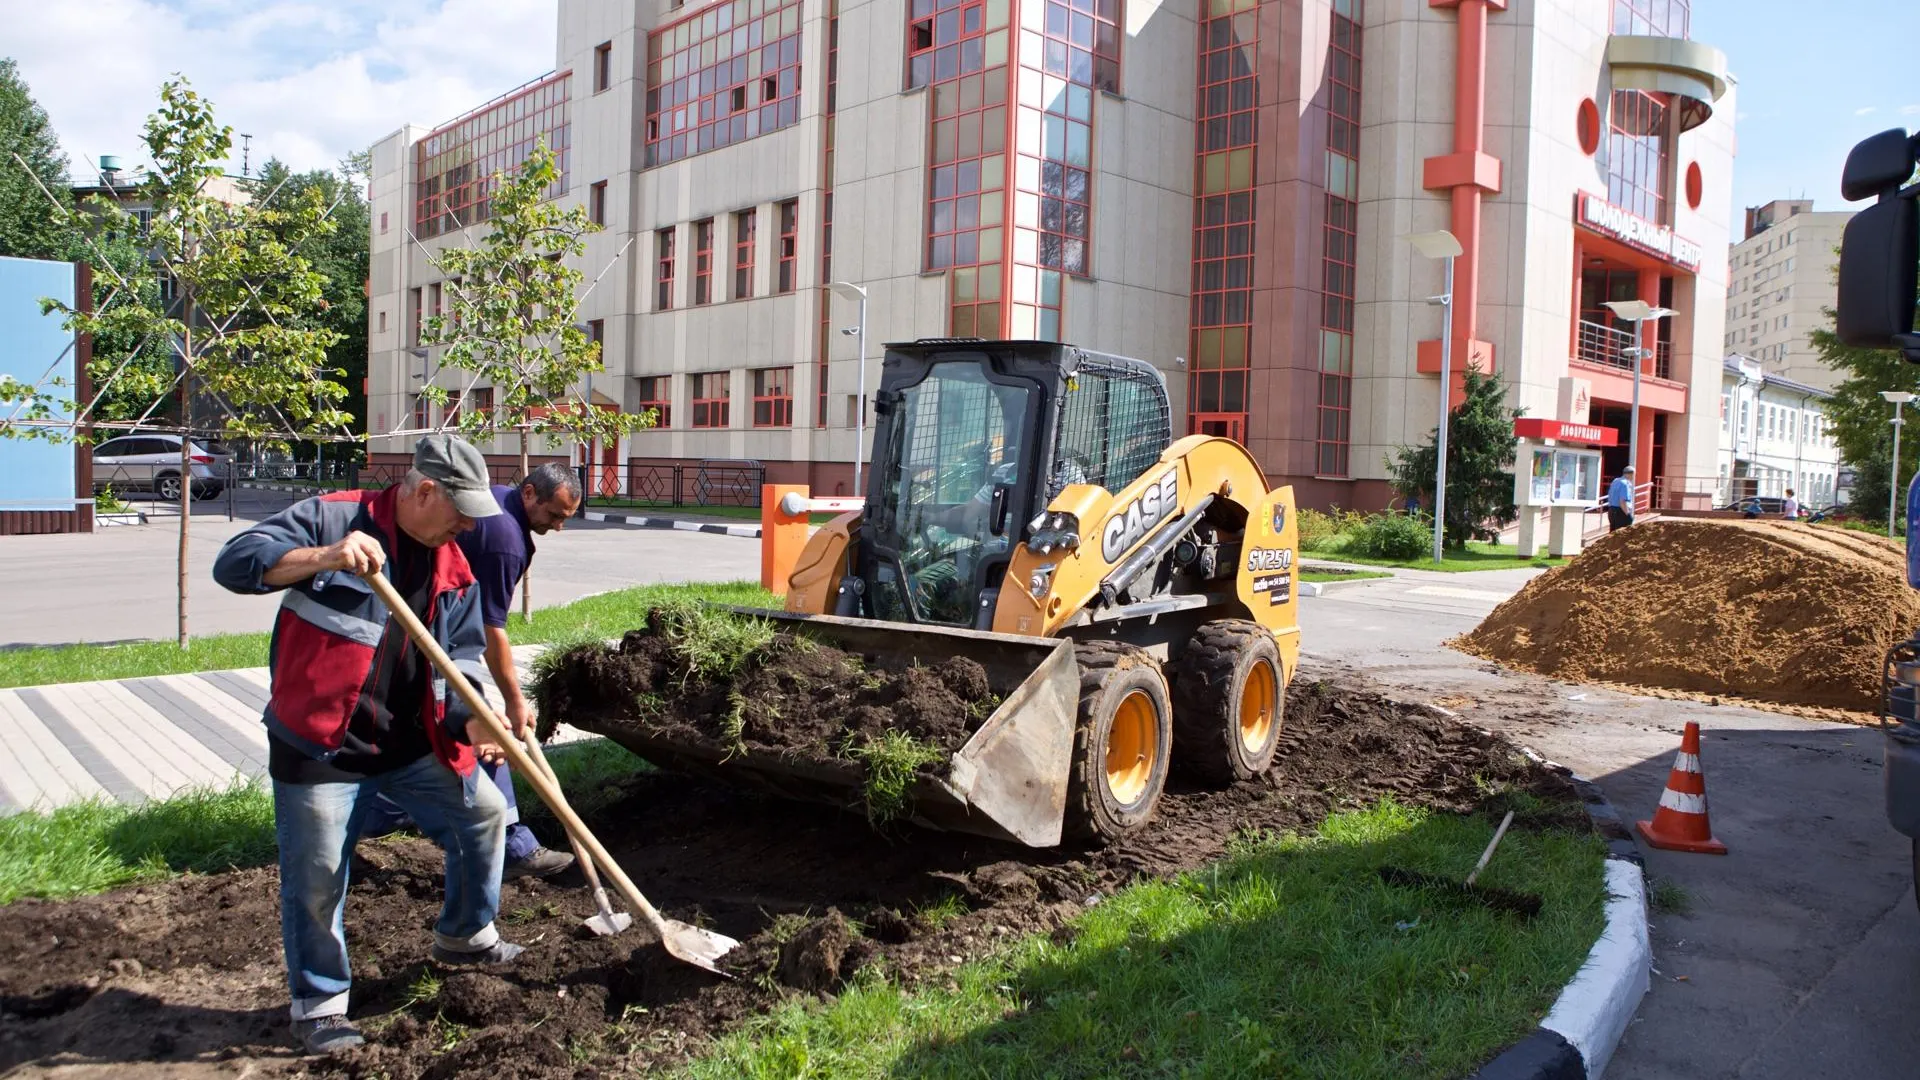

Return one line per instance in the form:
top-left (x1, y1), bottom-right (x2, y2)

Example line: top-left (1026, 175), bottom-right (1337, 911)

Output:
top-left (657, 918), bottom-right (741, 974)
top-left (584, 910), bottom-right (634, 936)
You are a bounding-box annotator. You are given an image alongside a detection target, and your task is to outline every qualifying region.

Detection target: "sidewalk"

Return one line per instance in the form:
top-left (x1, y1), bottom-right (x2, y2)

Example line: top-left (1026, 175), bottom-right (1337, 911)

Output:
top-left (0, 645), bottom-right (571, 812)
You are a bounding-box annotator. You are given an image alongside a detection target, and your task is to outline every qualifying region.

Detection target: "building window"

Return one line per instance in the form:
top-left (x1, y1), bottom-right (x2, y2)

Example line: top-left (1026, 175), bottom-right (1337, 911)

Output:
top-left (472, 386), bottom-right (495, 423)
top-left (753, 366), bottom-right (793, 427)
top-left (638, 376), bottom-right (671, 428)
top-left (412, 394), bottom-right (431, 431)
top-left (379, 211), bottom-right (388, 234)
top-left (693, 219), bottom-right (714, 304)
top-left (1315, 0), bottom-right (1362, 476)
top-left (594, 41), bottom-right (613, 93)
top-left (1613, 0), bottom-right (1689, 38)
top-left (1037, 0), bottom-right (1122, 95)
top-left (907, 0), bottom-right (999, 90)
top-left (777, 199), bottom-right (799, 293)
top-left (586, 319), bottom-right (605, 364)
top-left (1607, 89), bottom-right (1671, 224)
top-left (925, 76), bottom-right (1008, 274)
top-left (655, 227), bottom-right (675, 310)
top-left (444, 388), bottom-right (464, 425)
top-left (692, 371), bottom-right (730, 428)
top-left (734, 208), bottom-right (757, 299)
top-left (414, 71), bottom-right (570, 239)
top-left (409, 287), bottom-right (423, 345)
top-left (644, 0), bottom-right (805, 167)
top-left (589, 180), bottom-right (608, 225)
top-left (378, 310), bottom-right (387, 334)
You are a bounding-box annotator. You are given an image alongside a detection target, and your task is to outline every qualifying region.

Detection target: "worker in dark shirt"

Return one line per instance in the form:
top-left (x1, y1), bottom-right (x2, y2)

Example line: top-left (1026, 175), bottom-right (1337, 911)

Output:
top-left (361, 463), bottom-right (584, 880)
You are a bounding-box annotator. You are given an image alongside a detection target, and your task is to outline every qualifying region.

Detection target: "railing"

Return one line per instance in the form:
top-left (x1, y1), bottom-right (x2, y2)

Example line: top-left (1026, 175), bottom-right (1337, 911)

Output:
top-left (1574, 319), bottom-right (1673, 380)
top-left (572, 460), bottom-right (768, 510)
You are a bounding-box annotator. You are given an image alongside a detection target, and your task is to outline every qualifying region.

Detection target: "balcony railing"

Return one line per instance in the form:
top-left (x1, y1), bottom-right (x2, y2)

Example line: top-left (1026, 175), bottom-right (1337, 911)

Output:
top-left (1575, 319), bottom-right (1673, 380)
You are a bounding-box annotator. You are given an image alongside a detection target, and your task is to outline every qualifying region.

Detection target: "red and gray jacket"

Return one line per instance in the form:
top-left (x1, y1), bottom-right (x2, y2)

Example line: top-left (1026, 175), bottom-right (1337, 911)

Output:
top-left (212, 486), bottom-right (488, 779)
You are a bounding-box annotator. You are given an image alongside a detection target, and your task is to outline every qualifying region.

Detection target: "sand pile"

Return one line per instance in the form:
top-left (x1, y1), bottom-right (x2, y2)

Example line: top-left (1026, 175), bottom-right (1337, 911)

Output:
top-left (1455, 519), bottom-right (1920, 713)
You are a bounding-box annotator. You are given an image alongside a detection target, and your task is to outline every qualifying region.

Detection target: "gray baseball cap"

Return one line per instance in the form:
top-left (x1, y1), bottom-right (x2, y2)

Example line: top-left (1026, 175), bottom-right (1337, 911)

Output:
top-left (412, 434), bottom-right (502, 520)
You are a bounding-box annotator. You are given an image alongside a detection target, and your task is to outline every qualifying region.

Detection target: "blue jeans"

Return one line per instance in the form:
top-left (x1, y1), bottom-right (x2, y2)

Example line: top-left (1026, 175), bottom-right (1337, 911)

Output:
top-left (274, 753), bottom-right (508, 1021)
top-left (360, 759), bottom-right (539, 863)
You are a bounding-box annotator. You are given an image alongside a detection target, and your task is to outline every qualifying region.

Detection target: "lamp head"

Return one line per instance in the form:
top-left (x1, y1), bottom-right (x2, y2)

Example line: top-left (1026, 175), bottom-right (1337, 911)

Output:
top-left (1883, 390), bottom-right (1915, 404)
top-left (1405, 230), bottom-right (1463, 260)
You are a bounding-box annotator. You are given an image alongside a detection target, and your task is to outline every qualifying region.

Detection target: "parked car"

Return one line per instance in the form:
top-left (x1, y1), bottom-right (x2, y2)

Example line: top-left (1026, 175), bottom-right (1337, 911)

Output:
top-left (1717, 496), bottom-right (1810, 518)
top-left (92, 434), bottom-right (227, 500)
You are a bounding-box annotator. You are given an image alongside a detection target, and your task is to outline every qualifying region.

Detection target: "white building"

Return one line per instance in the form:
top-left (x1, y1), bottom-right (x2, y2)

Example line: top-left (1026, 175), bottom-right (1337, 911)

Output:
top-left (1723, 198), bottom-right (1852, 392)
top-left (1718, 354), bottom-right (1840, 508)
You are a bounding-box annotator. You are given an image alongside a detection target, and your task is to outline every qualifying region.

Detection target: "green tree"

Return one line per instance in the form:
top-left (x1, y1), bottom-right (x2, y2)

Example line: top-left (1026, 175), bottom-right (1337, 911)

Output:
top-left (1811, 307), bottom-right (1919, 522)
top-left (1387, 368), bottom-right (1522, 549)
top-left (0, 58), bottom-right (77, 261)
top-left (4, 77), bottom-right (351, 646)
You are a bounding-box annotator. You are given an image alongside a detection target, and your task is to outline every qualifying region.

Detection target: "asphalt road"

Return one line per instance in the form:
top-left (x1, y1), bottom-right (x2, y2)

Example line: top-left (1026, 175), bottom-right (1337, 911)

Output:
top-left (0, 487), bottom-right (762, 647)
top-left (1299, 566), bottom-right (1918, 1080)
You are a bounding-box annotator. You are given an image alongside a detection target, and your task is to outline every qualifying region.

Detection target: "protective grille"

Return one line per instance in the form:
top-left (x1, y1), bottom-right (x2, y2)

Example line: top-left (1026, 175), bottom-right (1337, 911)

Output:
top-left (1053, 357), bottom-right (1173, 498)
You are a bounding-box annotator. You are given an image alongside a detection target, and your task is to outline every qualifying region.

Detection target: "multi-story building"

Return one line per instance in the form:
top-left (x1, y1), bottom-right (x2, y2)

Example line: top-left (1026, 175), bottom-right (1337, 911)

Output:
top-left (1717, 353), bottom-right (1840, 509)
top-left (366, 0), bottom-right (1734, 510)
top-left (1723, 199), bottom-right (1852, 392)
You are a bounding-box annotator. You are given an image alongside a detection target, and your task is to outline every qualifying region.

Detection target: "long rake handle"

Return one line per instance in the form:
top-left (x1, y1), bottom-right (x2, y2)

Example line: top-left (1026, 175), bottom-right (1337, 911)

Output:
top-left (360, 571), bottom-right (675, 938)
top-left (519, 729), bottom-right (620, 914)
top-left (1465, 810), bottom-right (1516, 888)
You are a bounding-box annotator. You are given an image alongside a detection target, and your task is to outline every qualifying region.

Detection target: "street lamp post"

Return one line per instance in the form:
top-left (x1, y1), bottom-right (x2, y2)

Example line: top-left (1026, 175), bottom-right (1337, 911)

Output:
top-left (1603, 300), bottom-right (1676, 515)
top-left (1884, 390), bottom-right (1914, 538)
top-left (1408, 230), bottom-right (1463, 564)
top-left (829, 281), bottom-right (870, 496)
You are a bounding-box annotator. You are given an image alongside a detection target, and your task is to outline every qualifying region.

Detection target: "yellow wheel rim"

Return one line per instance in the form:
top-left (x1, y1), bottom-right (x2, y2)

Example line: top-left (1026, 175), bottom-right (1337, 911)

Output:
top-left (1105, 690), bottom-right (1158, 806)
top-left (1239, 660), bottom-right (1278, 754)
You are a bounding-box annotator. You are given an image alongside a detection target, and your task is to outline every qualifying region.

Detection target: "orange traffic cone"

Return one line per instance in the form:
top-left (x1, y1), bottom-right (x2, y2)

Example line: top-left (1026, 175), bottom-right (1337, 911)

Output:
top-left (1636, 721), bottom-right (1727, 855)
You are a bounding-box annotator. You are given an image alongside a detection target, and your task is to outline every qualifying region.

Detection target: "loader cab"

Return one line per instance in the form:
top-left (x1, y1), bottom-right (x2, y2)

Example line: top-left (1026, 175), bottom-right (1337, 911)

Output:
top-left (862, 340), bottom-right (1172, 629)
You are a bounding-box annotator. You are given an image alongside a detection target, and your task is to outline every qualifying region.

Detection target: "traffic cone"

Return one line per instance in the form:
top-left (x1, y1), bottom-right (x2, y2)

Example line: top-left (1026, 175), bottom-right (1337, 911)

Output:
top-left (1636, 721), bottom-right (1727, 855)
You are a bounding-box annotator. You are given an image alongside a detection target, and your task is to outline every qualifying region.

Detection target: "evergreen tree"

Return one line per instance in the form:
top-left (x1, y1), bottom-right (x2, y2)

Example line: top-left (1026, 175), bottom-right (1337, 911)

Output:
top-left (1387, 368), bottom-right (1522, 549)
top-left (0, 58), bottom-right (76, 261)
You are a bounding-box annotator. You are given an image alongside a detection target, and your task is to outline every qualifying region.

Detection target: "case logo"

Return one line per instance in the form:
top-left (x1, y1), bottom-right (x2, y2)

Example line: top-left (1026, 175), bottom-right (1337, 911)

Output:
top-left (1100, 468), bottom-right (1180, 563)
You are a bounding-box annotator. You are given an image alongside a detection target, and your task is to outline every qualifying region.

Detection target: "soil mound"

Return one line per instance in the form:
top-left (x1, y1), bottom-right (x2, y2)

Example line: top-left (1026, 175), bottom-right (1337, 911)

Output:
top-left (1456, 519), bottom-right (1920, 713)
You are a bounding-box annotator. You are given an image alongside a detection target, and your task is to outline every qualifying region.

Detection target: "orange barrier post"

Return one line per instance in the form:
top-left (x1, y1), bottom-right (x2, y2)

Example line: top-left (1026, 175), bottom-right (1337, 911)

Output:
top-left (1635, 720), bottom-right (1728, 855)
top-left (761, 483), bottom-right (809, 594)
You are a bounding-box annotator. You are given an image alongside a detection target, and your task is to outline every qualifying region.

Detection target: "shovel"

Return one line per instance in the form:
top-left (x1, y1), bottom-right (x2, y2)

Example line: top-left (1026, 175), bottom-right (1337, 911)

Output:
top-left (360, 570), bottom-right (738, 975)
top-left (518, 730), bottom-right (632, 937)
top-left (1378, 810), bottom-right (1544, 919)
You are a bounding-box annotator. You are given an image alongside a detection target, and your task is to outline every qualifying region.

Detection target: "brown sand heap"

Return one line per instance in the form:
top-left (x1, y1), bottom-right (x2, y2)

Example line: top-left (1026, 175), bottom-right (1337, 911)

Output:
top-left (1455, 519), bottom-right (1920, 713)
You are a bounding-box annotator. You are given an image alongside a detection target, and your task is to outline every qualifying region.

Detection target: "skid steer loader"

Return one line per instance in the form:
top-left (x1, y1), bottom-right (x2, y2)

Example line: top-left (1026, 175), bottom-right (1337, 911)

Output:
top-left (584, 340), bottom-right (1301, 847)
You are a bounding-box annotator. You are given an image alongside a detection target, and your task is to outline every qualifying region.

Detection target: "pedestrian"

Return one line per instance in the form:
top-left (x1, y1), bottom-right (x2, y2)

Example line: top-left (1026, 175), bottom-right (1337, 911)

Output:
top-left (1606, 464), bottom-right (1636, 531)
top-left (1783, 488), bottom-right (1800, 520)
top-left (212, 435), bottom-right (525, 1056)
top-left (361, 463), bottom-right (584, 880)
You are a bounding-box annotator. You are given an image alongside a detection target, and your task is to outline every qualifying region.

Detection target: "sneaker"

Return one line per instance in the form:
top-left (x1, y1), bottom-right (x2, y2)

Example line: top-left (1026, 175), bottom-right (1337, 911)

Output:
top-left (292, 1015), bottom-right (365, 1055)
top-left (431, 940), bottom-right (526, 966)
top-left (503, 846), bottom-right (576, 881)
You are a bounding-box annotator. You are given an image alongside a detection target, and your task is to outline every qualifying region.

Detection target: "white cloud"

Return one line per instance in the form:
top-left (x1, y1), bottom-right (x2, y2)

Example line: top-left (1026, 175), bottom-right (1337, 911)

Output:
top-left (1855, 106), bottom-right (1879, 116)
top-left (1902, 104), bottom-right (1920, 116)
top-left (9, 0), bottom-right (556, 181)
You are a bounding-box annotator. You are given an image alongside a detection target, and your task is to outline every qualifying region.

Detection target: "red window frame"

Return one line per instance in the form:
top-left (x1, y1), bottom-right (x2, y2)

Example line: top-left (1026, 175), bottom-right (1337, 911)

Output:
top-left (472, 387), bottom-right (495, 424)
top-left (907, 0), bottom-right (991, 89)
top-left (777, 199), bottom-right (799, 293)
top-left (734, 209), bottom-right (757, 299)
top-left (691, 371), bottom-right (730, 428)
top-left (594, 41), bottom-right (613, 93)
top-left (926, 72), bottom-right (1008, 272)
top-left (444, 388), bottom-right (464, 426)
top-left (1186, 6), bottom-right (1259, 443)
top-left (655, 227), bottom-right (675, 310)
top-left (752, 366), bottom-right (794, 427)
top-left (412, 394), bottom-right (431, 431)
top-left (1315, 0), bottom-right (1362, 478)
top-left (589, 180), bottom-right (607, 225)
top-left (693, 219), bottom-right (714, 305)
top-left (408, 287), bottom-right (422, 344)
top-left (637, 376), bottom-right (671, 428)
top-left (414, 71), bottom-right (570, 239)
top-left (586, 320), bottom-right (605, 367)
top-left (644, 0), bottom-right (806, 168)
top-left (1607, 89), bottom-right (1671, 225)
top-left (1038, 0), bottom-right (1122, 96)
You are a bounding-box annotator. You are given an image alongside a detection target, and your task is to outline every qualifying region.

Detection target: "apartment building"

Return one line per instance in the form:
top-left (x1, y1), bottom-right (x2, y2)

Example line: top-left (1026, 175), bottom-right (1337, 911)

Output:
top-left (1723, 198), bottom-right (1852, 392)
top-left (1718, 353), bottom-right (1840, 508)
top-left (365, 0), bottom-right (1735, 509)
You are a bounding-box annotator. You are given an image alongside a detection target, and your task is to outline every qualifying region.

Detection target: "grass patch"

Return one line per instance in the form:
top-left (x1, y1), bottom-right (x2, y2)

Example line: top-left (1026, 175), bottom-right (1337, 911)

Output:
top-left (0, 780), bottom-right (276, 904)
top-left (0, 580), bottom-right (777, 689)
top-left (1303, 541), bottom-right (1567, 573)
top-left (1300, 568), bottom-right (1393, 583)
top-left (1649, 876), bottom-right (1693, 917)
top-left (511, 738), bottom-right (654, 827)
top-left (646, 600), bottom-right (781, 683)
top-left (683, 800), bottom-right (1606, 1080)
top-left (853, 730), bottom-right (950, 825)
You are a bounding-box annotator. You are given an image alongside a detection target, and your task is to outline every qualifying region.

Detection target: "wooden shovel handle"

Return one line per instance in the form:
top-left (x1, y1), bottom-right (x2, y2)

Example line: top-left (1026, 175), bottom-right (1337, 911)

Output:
top-left (359, 570), bottom-right (670, 936)
top-left (1465, 810), bottom-right (1516, 888)
top-left (518, 729), bottom-right (613, 900)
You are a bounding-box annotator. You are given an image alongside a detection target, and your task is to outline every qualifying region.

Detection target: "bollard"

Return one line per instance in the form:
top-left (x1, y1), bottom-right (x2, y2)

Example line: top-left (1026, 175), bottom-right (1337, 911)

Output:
top-left (761, 483), bottom-right (810, 593)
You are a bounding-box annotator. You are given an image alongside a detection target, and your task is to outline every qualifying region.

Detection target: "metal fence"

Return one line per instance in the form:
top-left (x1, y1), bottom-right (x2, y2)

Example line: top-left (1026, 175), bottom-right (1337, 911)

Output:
top-left (227, 457), bottom-right (768, 514)
top-left (1575, 319), bottom-right (1673, 380)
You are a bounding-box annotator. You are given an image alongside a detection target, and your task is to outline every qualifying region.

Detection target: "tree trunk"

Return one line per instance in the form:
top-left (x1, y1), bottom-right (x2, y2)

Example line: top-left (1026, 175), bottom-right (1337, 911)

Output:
top-left (519, 426), bottom-right (532, 624)
top-left (177, 297), bottom-right (193, 649)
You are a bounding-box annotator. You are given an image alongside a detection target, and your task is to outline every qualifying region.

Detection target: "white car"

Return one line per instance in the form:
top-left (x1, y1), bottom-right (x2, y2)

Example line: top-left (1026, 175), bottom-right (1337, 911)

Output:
top-left (92, 434), bottom-right (228, 500)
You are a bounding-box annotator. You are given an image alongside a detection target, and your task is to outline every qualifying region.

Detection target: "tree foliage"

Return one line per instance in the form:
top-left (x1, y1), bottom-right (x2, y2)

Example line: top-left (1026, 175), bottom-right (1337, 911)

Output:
top-left (1811, 304), bottom-right (1920, 521)
top-left (0, 58), bottom-right (75, 262)
top-left (1387, 368), bottom-right (1522, 549)
top-left (422, 139), bottom-right (650, 466)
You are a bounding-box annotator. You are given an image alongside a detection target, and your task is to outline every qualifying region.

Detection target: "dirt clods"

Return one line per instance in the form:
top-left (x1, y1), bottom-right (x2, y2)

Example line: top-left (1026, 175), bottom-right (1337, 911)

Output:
top-left (1456, 519), bottom-right (1920, 714)
top-left (777, 910), bottom-right (855, 993)
top-left (436, 972), bottom-right (516, 1028)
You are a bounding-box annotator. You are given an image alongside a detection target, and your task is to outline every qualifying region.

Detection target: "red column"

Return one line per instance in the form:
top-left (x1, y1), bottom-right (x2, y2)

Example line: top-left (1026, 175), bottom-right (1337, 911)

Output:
top-left (1419, 0), bottom-right (1508, 380)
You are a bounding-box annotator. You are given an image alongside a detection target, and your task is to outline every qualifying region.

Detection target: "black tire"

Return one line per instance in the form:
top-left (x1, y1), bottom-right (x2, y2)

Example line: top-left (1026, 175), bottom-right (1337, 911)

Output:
top-left (1064, 641), bottom-right (1173, 843)
top-left (155, 472), bottom-right (183, 501)
top-left (1170, 620), bottom-right (1285, 786)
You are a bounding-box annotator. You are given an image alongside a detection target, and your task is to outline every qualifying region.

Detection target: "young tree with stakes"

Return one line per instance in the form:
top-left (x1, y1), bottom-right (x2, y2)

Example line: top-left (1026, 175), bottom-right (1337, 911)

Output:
top-left (2, 78), bottom-right (351, 646)
top-left (420, 138), bottom-right (652, 619)
top-left (1387, 368), bottom-right (1523, 550)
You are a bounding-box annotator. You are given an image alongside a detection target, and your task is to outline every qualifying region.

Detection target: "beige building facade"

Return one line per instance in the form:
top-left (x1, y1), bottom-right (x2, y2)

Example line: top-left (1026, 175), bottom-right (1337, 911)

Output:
top-left (366, 0), bottom-right (1737, 511)
top-left (1723, 198), bottom-right (1852, 392)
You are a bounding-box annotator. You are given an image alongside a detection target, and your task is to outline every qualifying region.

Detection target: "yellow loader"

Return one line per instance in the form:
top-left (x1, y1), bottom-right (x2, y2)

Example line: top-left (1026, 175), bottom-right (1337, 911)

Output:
top-left (586, 340), bottom-right (1300, 847)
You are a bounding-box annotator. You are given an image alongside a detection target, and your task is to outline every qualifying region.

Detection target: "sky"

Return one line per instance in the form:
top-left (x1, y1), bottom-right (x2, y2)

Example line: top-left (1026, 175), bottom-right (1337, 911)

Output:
top-left (4, 0), bottom-right (1918, 217)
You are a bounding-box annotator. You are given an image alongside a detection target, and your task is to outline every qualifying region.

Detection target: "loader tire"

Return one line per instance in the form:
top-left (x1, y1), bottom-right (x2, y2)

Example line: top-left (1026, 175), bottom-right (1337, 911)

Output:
top-left (1065, 641), bottom-right (1172, 844)
top-left (1170, 620), bottom-right (1284, 786)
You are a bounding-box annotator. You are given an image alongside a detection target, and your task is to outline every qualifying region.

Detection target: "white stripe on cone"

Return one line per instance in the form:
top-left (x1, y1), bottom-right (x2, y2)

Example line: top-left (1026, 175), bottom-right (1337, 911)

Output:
top-left (1674, 752), bottom-right (1701, 774)
top-left (1659, 788), bottom-right (1708, 815)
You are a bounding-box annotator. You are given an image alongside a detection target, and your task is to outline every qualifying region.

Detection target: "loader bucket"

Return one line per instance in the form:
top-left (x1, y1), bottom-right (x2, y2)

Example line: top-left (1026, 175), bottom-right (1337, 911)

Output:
top-left (569, 610), bottom-right (1081, 847)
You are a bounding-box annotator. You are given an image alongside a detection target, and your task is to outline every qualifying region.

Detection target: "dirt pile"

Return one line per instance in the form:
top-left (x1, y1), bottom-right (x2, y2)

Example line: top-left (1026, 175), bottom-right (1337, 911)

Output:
top-left (1456, 519), bottom-right (1920, 713)
top-left (0, 678), bottom-right (1580, 1080)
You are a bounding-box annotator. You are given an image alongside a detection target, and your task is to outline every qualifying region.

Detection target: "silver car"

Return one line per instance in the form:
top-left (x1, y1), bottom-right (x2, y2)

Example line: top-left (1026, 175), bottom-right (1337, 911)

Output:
top-left (92, 434), bottom-right (227, 501)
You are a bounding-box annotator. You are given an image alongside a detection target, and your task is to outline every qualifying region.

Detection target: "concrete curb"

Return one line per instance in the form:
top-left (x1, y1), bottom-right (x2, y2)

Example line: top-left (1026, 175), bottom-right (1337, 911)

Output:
top-left (1297, 575), bottom-right (1386, 597)
top-left (1423, 706), bottom-right (1650, 1080)
top-left (234, 484), bottom-right (763, 538)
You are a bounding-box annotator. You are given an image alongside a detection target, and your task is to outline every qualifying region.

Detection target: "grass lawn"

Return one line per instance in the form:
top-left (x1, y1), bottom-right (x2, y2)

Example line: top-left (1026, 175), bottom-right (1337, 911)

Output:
top-left (0, 739), bottom-right (650, 905)
top-left (0, 581), bottom-right (776, 690)
top-left (683, 800), bottom-right (1606, 1080)
top-left (1300, 568), bottom-right (1393, 584)
top-left (1304, 542), bottom-right (1567, 573)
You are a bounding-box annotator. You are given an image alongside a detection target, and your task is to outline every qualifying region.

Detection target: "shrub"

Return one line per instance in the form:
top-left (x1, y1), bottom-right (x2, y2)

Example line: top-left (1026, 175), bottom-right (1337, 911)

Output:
top-left (1296, 508), bottom-right (1341, 551)
top-left (94, 485), bottom-right (130, 515)
top-left (1349, 512), bottom-right (1432, 560)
